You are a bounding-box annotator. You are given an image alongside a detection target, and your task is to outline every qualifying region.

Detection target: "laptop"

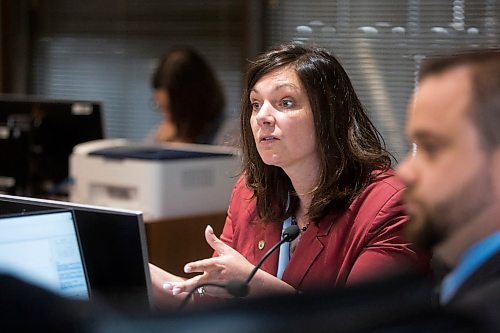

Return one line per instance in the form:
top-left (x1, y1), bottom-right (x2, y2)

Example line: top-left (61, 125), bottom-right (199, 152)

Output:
top-left (0, 194), bottom-right (152, 312)
top-left (0, 209), bottom-right (90, 300)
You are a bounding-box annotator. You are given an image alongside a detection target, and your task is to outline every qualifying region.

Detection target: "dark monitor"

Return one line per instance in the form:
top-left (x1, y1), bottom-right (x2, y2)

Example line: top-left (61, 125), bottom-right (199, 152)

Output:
top-left (0, 95), bottom-right (104, 197)
top-left (0, 194), bottom-right (152, 313)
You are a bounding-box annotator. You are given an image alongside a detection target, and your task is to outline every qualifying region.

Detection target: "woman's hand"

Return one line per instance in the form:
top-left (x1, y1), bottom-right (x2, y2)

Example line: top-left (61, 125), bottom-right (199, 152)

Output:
top-left (166, 225), bottom-right (296, 298)
top-left (167, 225), bottom-right (255, 298)
top-left (149, 263), bottom-right (186, 310)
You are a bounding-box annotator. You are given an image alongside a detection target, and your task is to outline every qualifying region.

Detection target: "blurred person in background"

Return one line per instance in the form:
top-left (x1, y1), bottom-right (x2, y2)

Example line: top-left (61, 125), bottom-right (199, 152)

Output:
top-left (149, 47), bottom-right (226, 144)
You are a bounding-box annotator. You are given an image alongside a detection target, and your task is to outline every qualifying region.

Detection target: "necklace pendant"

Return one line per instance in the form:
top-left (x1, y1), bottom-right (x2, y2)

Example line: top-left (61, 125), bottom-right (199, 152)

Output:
top-left (291, 215), bottom-right (309, 233)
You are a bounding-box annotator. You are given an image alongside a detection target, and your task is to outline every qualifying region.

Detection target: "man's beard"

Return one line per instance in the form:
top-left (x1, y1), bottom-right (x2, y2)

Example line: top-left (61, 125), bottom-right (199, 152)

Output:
top-left (404, 168), bottom-right (494, 252)
top-left (404, 210), bottom-right (445, 251)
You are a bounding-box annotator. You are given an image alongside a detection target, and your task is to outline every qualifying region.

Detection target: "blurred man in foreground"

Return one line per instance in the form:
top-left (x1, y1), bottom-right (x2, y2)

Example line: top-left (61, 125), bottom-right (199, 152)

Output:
top-left (397, 49), bottom-right (500, 329)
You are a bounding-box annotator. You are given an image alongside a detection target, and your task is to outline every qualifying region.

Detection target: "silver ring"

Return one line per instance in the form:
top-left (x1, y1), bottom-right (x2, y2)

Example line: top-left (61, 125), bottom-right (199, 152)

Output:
top-left (197, 286), bottom-right (206, 296)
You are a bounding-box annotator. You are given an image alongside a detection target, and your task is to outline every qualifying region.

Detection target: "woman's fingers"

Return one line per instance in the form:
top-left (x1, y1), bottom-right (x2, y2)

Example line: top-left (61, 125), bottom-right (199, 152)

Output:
top-left (184, 257), bottom-right (222, 274)
top-left (164, 225), bottom-right (251, 298)
top-left (169, 275), bottom-right (231, 298)
top-left (205, 225), bottom-right (232, 256)
top-left (182, 225), bottom-right (235, 274)
top-left (148, 263), bottom-right (186, 310)
top-left (169, 275), bottom-right (203, 295)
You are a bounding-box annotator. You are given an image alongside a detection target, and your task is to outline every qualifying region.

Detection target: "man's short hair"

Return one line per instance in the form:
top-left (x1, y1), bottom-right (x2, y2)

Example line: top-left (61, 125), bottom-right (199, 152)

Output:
top-left (420, 49), bottom-right (500, 150)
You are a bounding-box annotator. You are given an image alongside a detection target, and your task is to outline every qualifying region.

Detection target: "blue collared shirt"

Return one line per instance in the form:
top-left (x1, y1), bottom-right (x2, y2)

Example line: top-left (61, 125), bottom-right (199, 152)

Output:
top-left (440, 231), bottom-right (500, 304)
top-left (277, 216), bottom-right (293, 279)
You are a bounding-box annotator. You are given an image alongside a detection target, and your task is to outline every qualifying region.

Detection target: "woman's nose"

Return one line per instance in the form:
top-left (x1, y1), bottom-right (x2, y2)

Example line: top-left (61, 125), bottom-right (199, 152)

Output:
top-left (255, 101), bottom-right (275, 127)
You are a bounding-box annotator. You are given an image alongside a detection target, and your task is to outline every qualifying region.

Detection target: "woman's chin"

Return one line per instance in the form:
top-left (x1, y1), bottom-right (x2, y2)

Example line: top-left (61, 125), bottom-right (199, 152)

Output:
top-left (260, 156), bottom-right (282, 168)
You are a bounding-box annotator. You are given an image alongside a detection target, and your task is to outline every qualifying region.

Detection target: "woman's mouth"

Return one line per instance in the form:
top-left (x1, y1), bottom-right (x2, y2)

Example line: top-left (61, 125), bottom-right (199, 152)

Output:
top-left (260, 135), bottom-right (278, 142)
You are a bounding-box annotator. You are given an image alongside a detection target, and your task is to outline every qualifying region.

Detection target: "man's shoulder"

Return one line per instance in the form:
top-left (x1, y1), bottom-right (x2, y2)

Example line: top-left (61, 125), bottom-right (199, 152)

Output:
top-left (452, 250), bottom-right (500, 304)
top-left (449, 251), bottom-right (500, 332)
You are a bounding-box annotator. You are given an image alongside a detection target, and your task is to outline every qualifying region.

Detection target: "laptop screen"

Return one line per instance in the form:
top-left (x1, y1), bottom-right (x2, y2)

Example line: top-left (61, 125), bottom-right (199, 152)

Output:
top-left (0, 210), bottom-right (90, 300)
top-left (0, 194), bottom-right (152, 312)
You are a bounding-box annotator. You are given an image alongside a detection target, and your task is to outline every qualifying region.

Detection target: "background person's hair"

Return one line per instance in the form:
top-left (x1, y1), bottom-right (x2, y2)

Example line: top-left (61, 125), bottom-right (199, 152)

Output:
top-left (419, 49), bottom-right (500, 150)
top-left (240, 43), bottom-right (392, 223)
top-left (152, 47), bottom-right (225, 143)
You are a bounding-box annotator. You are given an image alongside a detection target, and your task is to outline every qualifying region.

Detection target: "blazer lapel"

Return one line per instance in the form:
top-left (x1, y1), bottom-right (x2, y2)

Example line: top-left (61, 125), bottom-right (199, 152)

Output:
top-left (252, 220), bottom-right (283, 276)
top-left (282, 215), bottom-right (335, 288)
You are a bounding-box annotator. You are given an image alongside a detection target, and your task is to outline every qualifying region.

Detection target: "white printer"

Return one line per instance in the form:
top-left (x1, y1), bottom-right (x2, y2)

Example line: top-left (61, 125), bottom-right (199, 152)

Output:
top-left (69, 139), bottom-right (241, 221)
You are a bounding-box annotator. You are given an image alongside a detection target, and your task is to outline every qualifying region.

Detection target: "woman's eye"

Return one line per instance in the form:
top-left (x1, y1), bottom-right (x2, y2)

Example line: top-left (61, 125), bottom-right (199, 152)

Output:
top-left (281, 99), bottom-right (294, 108)
top-left (251, 101), bottom-right (261, 111)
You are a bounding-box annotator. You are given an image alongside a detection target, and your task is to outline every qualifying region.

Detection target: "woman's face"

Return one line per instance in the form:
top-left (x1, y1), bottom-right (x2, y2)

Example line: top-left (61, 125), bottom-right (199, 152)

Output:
top-left (154, 89), bottom-right (171, 122)
top-left (249, 65), bottom-right (319, 175)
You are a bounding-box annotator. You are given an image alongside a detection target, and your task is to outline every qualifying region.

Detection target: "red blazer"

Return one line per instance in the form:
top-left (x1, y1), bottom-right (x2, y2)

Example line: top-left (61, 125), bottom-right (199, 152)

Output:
top-left (220, 171), bottom-right (426, 292)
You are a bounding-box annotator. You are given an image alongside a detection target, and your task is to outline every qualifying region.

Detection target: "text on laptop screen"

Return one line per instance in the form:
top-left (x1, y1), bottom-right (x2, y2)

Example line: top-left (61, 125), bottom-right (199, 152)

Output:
top-left (0, 210), bottom-right (89, 299)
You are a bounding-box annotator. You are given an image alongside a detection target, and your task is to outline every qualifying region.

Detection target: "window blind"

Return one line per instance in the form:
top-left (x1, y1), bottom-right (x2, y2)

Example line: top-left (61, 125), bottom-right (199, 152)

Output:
top-left (264, 0), bottom-right (499, 161)
top-left (30, 0), bottom-right (245, 140)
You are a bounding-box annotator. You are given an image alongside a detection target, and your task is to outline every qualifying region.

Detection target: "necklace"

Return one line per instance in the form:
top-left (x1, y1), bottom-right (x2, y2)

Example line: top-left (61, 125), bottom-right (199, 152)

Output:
top-left (291, 215), bottom-right (310, 232)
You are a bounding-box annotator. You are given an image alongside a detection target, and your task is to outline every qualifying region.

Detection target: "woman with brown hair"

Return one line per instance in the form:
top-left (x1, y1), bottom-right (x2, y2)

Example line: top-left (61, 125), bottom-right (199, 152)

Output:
top-left (150, 47), bottom-right (225, 144)
top-left (150, 43), bottom-right (427, 305)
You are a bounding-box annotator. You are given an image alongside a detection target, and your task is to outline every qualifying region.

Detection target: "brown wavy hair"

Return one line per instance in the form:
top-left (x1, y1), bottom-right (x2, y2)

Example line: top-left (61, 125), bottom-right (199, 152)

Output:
top-left (240, 44), bottom-right (392, 223)
top-left (152, 47), bottom-right (225, 143)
